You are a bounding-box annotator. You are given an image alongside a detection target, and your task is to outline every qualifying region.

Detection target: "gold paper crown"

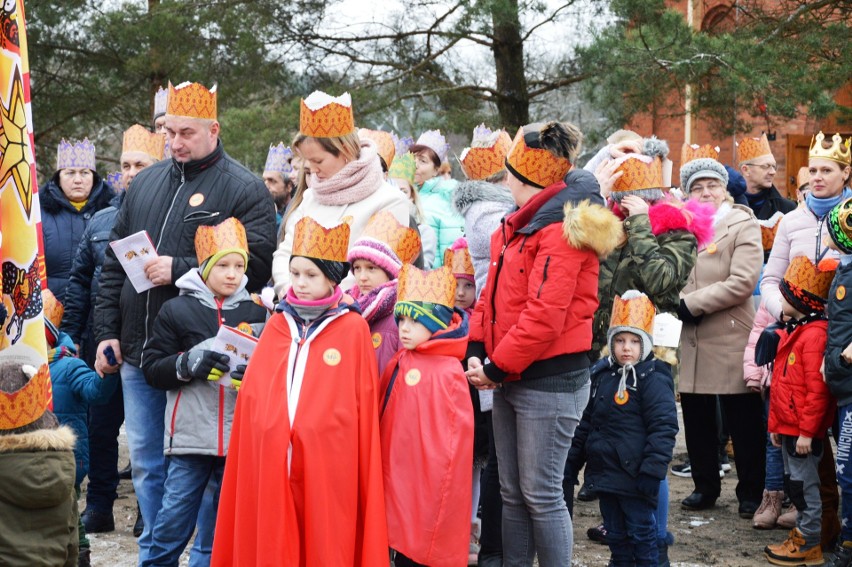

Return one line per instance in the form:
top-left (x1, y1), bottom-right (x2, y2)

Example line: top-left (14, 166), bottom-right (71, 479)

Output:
top-left (681, 143), bottom-right (720, 165)
top-left (167, 81), bottom-right (217, 120)
top-left (358, 128), bottom-right (395, 168)
top-left (122, 124), bottom-right (166, 161)
top-left (0, 364), bottom-right (53, 431)
top-left (388, 153), bottom-right (416, 186)
top-left (505, 127), bottom-right (572, 188)
top-left (783, 256), bottom-right (836, 300)
top-left (609, 292), bottom-right (655, 335)
top-left (809, 132), bottom-right (852, 166)
top-left (758, 212), bottom-right (784, 251)
top-left (299, 91), bottom-right (355, 138)
top-left (397, 264), bottom-right (456, 308)
top-left (444, 246), bottom-right (474, 277)
top-left (42, 288), bottom-right (64, 329)
top-left (613, 156), bottom-right (664, 193)
top-left (292, 217), bottom-right (351, 263)
top-left (361, 211), bottom-right (421, 264)
top-left (736, 133), bottom-right (773, 164)
top-left (460, 130), bottom-right (513, 180)
top-left (194, 218), bottom-right (248, 266)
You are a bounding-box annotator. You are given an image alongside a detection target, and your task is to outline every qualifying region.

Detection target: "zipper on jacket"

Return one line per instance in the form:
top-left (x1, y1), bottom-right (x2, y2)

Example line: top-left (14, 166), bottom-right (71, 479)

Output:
top-left (536, 256), bottom-right (551, 299)
top-left (215, 296), bottom-right (225, 456)
top-left (169, 389), bottom-right (183, 450)
top-left (289, 323), bottom-right (309, 396)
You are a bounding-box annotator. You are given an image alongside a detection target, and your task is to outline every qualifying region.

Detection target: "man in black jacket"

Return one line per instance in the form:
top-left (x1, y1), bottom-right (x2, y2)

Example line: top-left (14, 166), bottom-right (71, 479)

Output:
top-left (92, 82), bottom-right (275, 563)
top-left (739, 137), bottom-right (796, 221)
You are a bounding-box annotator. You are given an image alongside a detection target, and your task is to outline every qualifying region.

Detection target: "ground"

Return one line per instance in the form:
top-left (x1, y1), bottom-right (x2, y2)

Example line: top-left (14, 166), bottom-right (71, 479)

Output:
top-left (83, 405), bottom-right (792, 566)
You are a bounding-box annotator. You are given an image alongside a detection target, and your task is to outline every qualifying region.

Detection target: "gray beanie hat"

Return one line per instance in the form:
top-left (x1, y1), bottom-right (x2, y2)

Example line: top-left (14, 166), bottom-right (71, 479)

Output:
top-left (680, 158), bottom-right (729, 192)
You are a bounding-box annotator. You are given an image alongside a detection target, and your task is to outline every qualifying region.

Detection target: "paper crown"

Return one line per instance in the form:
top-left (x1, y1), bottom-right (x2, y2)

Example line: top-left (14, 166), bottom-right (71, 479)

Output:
top-left (264, 143), bottom-right (294, 174)
top-left (828, 198), bottom-right (852, 254)
top-left (444, 242), bottom-right (474, 278)
top-left (358, 129), bottom-right (395, 168)
top-left (167, 81), bottom-right (217, 120)
top-left (388, 153), bottom-right (416, 186)
top-left (299, 91), bottom-right (355, 138)
top-left (612, 155), bottom-right (665, 194)
top-left (393, 133), bottom-right (414, 157)
top-left (0, 364), bottom-right (53, 431)
top-left (758, 211), bottom-right (784, 251)
top-left (414, 129), bottom-right (450, 163)
top-left (459, 125), bottom-right (512, 180)
top-left (782, 256), bottom-right (837, 305)
top-left (122, 124), bottom-right (166, 161)
top-left (194, 217), bottom-right (249, 266)
top-left (41, 288), bottom-right (63, 329)
top-left (153, 86), bottom-right (168, 119)
top-left (106, 171), bottom-right (124, 192)
top-left (809, 132), bottom-right (852, 166)
top-left (797, 166), bottom-right (810, 190)
top-left (505, 126), bottom-right (572, 189)
top-left (292, 217), bottom-right (351, 263)
top-left (397, 264), bottom-right (456, 308)
top-left (360, 211), bottom-right (420, 264)
top-left (609, 291), bottom-right (655, 336)
top-left (681, 143), bottom-right (720, 165)
top-left (56, 138), bottom-right (96, 171)
top-left (736, 133), bottom-right (773, 164)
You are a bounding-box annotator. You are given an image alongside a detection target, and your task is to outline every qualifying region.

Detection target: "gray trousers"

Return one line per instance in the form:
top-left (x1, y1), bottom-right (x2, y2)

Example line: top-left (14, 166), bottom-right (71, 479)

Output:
top-left (781, 434), bottom-right (824, 546)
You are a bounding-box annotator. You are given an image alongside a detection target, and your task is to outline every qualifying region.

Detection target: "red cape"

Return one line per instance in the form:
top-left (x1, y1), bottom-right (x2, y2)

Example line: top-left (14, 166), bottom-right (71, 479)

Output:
top-left (212, 309), bottom-right (388, 566)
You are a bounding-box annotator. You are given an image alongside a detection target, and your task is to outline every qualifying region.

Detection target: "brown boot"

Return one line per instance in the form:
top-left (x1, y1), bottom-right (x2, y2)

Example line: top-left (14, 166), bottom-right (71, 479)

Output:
top-left (777, 504), bottom-right (797, 529)
top-left (753, 489), bottom-right (783, 529)
top-left (764, 528), bottom-right (824, 566)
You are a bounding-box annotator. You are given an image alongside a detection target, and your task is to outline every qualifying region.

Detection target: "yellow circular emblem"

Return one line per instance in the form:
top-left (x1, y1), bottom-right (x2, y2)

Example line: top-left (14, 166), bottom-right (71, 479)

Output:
top-left (189, 193), bottom-right (205, 207)
top-left (838, 285), bottom-right (847, 301)
top-left (707, 243), bottom-right (717, 254)
top-left (371, 333), bottom-right (382, 349)
top-left (404, 369), bottom-right (421, 386)
top-left (788, 352), bottom-right (796, 365)
top-left (237, 322), bottom-right (253, 336)
top-left (323, 348), bottom-right (342, 366)
top-left (615, 390), bottom-right (629, 405)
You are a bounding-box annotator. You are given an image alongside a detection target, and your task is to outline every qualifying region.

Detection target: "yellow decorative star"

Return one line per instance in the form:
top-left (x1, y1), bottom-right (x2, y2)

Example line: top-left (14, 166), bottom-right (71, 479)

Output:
top-left (0, 66), bottom-right (34, 217)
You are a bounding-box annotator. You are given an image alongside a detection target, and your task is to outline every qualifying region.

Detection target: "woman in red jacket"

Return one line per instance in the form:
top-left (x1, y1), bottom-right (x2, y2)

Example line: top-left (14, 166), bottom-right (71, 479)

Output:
top-left (466, 122), bottom-right (622, 566)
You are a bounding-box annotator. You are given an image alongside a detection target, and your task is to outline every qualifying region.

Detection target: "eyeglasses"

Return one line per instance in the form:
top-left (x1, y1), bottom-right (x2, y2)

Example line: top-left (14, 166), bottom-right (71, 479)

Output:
top-left (689, 182), bottom-right (724, 194)
top-left (744, 163), bottom-right (778, 171)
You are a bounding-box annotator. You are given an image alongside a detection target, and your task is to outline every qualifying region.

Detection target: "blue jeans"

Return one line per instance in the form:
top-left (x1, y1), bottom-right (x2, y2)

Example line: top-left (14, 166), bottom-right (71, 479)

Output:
top-left (837, 403), bottom-right (852, 542)
top-left (656, 478), bottom-right (670, 545)
top-left (493, 378), bottom-right (590, 567)
top-left (599, 492), bottom-right (658, 566)
top-left (142, 455), bottom-right (225, 567)
top-left (122, 363), bottom-right (167, 565)
top-left (764, 390), bottom-right (784, 491)
top-left (86, 376), bottom-right (125, 513)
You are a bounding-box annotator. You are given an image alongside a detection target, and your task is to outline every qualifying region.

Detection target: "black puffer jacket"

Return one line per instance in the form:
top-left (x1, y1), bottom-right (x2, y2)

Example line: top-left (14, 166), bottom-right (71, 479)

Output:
top-left (825, 261), bottom-right (852, 406)
top-left (41, 173), bottom-right (115, 302)
top-left (93, 142), bottom-right (276, 366)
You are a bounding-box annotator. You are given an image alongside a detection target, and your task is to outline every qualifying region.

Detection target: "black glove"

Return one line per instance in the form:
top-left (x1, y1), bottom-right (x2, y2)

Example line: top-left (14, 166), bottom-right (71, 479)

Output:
top-left (636, 474), bottom-right (660, 500)
top-left (231, 364), bottom-right (247, 391)
top-left (755, 321), bottom-right (783, 367)
top-left (677, 299), bottom-right (703, 325)
top-left (178, 349), bottom-right (230, 382)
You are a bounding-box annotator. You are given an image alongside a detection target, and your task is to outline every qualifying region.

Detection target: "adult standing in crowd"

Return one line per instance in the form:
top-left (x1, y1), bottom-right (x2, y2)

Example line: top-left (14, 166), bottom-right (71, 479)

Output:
top-left (93, 81), bottom-right (276, 564)
top-left (262, 142), bottom-right (294, 232)
top-left (272, 91), bottom-right (409, 296)
top-left (677, 156), bottom-right (765, 517)
top-left (42, 139), bottom-right (114, 303)
top-left (466, 122), bottom-right (622, 566)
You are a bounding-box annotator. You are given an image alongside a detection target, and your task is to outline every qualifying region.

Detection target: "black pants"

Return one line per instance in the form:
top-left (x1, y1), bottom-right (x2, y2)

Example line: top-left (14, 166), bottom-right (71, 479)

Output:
top-left (85, 379), bottom-right (125, 512)
top-left (479, 411), bottom-right (503, 560)
top-left (680, 392), bottom-right (766, 503)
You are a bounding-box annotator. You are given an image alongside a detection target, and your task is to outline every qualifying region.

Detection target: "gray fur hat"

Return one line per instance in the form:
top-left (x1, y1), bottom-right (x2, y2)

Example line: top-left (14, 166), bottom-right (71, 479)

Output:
top-left (680, 158), bottom-right (729, 193)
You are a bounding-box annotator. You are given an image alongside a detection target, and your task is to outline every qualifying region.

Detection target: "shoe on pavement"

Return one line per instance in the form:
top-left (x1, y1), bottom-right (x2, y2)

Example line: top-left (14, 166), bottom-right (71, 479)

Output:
top-left (587, 523), bottom-right (608, 544)
top-left (118, 462), bottom-right (132, 480)
top-left (777, 504), bottom-right (798, 529)
top-left (132, 504), bottom-right (144, 538)
top-left (739, 499), bottom-right (760, 519)
top-left (719, 453), bottom-right (732, 472)
top-left (681, 491), bottom-right (716, 510)
top-left (468, 520), bottom-right (481, 565)
top-left (824, 541), bottom-right (852, 567)
top-left (81, 509), bottom-right (115, 534)
top-left (671, 461), bottom-right (691, 478)
top-left (577, 482), bottom-right (597, 502)
top-left (78, 547), bottom-right (91, 567)
top-left (753, 489), bottom-right (784, 529)
top-left (764, 527), bottom-right (823, 565)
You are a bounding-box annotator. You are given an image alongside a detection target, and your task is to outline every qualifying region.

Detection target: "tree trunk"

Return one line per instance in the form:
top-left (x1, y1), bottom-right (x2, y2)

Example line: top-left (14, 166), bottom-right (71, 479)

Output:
top-left (491, 0), bottom-right (530, 129)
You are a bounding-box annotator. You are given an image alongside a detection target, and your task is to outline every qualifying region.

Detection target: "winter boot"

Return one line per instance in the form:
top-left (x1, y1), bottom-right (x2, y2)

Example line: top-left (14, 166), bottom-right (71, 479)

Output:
top-left (78, 547), bottom-right (91, 567)
top-left (824, 541), bottom-right (852, 567)
top-left (776, 504), bottom-right (797, 529)
top-left (764, 528), bottom-right (823, 566)
top-left (752, 489), bottom-right (783, 529)
top-left (468, 519), bottom-right (481, 565)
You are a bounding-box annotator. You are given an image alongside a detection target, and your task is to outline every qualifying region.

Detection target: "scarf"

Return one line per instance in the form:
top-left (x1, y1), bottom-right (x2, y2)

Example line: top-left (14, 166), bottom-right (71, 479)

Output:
top-left (806, 187), bottom-right (852, 218)
top-left (310, 142), bottom-right (384, 206)
top-left (284, 285), bottom-right (343, 322)
top-left (348, 280), bottom-right (397, 324)
top-left (48, 345), bottom-right (76, 364)
top-left (172, 140), bottom-right (224, 181)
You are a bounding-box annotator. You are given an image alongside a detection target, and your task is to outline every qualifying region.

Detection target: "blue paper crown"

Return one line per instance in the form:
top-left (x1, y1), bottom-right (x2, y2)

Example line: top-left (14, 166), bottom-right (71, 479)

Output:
top-left (264, 143), bottom-right (294, 174)
top-left (56, 138), bottom-right (96, 171)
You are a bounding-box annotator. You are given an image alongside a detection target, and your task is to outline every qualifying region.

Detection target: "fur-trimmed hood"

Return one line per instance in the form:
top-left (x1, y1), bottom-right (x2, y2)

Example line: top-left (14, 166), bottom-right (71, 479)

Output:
top-left (452, 179), bottom-right (515, 215)
top-left (563, 201), bottom-right (624, 258)
top-left (0, 424), bottom-right (76, 453)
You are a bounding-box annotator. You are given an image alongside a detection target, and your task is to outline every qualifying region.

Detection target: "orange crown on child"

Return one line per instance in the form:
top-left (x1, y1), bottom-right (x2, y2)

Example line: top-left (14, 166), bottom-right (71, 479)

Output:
top-left (194, 218), bottom-right (249, 266)
top-left (444, 246), bottom-right (474, 278)
top-left (505, 126), bottom-right (572, 189)
top-left (460, 126), bottom-right (513, 180)
top-left (736, 133), bottom-right (773, 164)
top-left (358, 128), bottom-right (395, 168)
top-left (610, 292), bottom-right (655, 335)
top-left (681, 143), bottom-right (720, 165)
top-left (0, 364), bottom-right (54, 431)
top-left (783, 256), bottom-right (837, 301)
top-left (122, 125), bottom-right (166, 161)
top-left (397, 264), bottom-right (456, 308)
top-left (613, 156), bottom-right (665, 193)
top-left (361, 211), bottom-right (421, 264)
top-left (292, 217), bottom-right (351, 263)
top-left (167, 81), bottom-right (217, 120)
top-left (299, 91), bottom-right (355, 138)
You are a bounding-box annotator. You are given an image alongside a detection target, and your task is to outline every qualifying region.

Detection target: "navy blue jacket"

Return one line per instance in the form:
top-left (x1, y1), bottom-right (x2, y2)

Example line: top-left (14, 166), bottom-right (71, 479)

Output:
top-left (566, 355), bottom-right (678, 504)
top-left (41, 173), bottom-right (115, 303)
top-left (825, 260), bottom-right (852, 406)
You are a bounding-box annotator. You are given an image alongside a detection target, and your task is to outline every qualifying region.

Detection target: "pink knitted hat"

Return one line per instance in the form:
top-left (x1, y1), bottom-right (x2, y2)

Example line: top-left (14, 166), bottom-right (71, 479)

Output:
top-left (347, 237), bottom-right (402, 279)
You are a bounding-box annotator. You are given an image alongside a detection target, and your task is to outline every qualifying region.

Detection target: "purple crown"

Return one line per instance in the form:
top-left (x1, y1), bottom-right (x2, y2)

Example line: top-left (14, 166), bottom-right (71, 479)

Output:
top-left (56, 138), bottom-right (96, 171)
top-left (416, 129), bottom-right (450, 163)
top-left (153, 86), bottom-right (168, 119)
top-left (264, 143), bottom-right (294, 174)
top-left (106, 171), bottom-right (125, 192)
top-left (392, 133), bottom-right (414, 157)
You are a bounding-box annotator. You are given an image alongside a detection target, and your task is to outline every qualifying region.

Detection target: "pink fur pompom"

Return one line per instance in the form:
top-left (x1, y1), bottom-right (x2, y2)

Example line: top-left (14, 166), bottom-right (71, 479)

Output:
top-left (450, 237), bottom-right (469, 251)
top-left (648, 199), bottom-right (715, 247)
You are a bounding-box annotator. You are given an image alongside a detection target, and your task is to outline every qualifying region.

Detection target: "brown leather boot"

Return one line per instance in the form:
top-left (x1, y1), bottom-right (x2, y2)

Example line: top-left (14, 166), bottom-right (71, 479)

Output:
top-left (764, 528), bottom-right (824, 566)
top-left (753, 489), bottom-right (783, 529)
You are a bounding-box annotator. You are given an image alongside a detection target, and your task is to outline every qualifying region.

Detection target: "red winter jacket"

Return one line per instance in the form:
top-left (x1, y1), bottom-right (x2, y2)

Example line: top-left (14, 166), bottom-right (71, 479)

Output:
top-left (768, 319), bottom-right (834, 439)
top-left (468, 172), bottom-right (622, 382)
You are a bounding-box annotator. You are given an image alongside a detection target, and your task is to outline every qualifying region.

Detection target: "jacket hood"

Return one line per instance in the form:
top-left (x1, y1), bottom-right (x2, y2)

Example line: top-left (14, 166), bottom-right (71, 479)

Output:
top-left (176, 268), bottom-right (251, 310)
top-left (41, 174), bottom-right (113, 215)
top-left (562, 200), bottom-right (624, 257)
top-left (0, 426), bottom-right (76, 509)
top-left (452, 179), bottom-right (515, 215)
top-left (647, 199), bottom-right (715, 247)
top-left (420, 176), bottom-right (458, 196)
top-left (413, 309), bottom-right (469, 360)
top-left (518, 169), bottom-right (605, 235)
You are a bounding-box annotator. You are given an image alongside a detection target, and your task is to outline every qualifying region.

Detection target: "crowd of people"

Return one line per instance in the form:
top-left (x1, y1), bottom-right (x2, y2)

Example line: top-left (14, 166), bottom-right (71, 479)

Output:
top-left (0, 78), bottom-right (851, 567)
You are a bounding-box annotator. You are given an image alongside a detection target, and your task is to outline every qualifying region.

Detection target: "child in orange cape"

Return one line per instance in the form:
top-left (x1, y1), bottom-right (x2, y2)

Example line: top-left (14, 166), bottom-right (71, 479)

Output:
top-left (381, 264), bottom-right (474, 567)
top-left (211, 217), bottom-right (388, 566)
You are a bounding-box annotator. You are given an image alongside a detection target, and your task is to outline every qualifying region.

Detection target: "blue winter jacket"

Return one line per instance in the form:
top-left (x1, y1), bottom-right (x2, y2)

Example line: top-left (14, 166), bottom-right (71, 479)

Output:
top-left (49, 332), bottom-right (118, 485)
top-left (419, 176), bottom-right (464, 266)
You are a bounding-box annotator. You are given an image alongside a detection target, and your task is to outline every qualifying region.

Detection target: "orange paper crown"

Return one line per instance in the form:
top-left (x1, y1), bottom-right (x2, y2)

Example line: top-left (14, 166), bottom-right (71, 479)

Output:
top-left (122, 124), bottom-right (166, 161)
top-left (358, 128), bottom-right (395, 168)
top-left (809, 132), bottom-right (852, 166)
top-left (41, 289), bottom-right (64, 329)
top-left (361, 211), bottom-right (421, 264)
top-left (797, 166), bottom-right (810, 190)
top-left (397, 264), bottom-right (456, 308)
top-left (505, 126), bottom-right (572, 188)
top-left (292, 217), bottom-right (351, 263)
top-left (167, 81), bottom-right (217, 120)
top-left (444, 246), bottom-right (474, 278)
top-left (783, 256), bottom-right (836, 301)
top-left (758, 212), bottom-right (784, 251)
top-left (460, 130), bottom-right (513, 180)
top-left (194, 218), bottom-right (248, 266)
top-left (0, 364), bottom-right (53, 431)
top-left (610, 292), bottom-right (655, 335)
top-left (681, 143), bottom-right (720, 165)
top-left (300, 91), bottom-right (355, 138)
top-left (613, 156), bottom-right (665, 193)
top-left (736, 133), bottom-right (773, 164)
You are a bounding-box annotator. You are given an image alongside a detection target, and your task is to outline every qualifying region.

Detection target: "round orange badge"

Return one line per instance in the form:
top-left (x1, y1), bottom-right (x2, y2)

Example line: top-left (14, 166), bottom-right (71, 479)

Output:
top-left (788, 352), bottom-right (796, 366)
top-left (706, 243), bottom-right (717, 254)
top-left (615, 390), bottom-right (629, 405)
top-left (189, 193), bottom-right (205, 207)
top-left (237, 322), bottom-right (253, 336)
top-left (323, 348), bottom-right (341, 366)
top-left (371, 332), bottom-right (382, 349)
top-left (838, 285), bottom-right (847, 301)
top-left (404, 369), bottom-right (421, 386)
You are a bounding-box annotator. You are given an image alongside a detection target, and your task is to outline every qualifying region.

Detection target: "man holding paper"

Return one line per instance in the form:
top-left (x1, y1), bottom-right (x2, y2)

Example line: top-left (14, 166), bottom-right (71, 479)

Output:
top-left (93, 81), bottom-right (275, 563)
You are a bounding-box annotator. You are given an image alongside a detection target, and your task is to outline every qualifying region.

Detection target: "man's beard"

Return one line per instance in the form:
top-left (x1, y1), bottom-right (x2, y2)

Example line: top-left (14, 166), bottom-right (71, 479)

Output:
top-left (273, 192), bottom-right (290, 212)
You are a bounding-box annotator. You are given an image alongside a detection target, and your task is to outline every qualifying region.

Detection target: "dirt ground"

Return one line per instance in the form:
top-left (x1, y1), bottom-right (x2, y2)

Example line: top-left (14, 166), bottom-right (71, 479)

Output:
top-left (83, 405), bottom-right (794, 566)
